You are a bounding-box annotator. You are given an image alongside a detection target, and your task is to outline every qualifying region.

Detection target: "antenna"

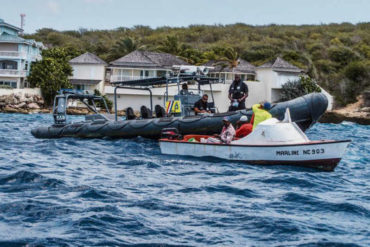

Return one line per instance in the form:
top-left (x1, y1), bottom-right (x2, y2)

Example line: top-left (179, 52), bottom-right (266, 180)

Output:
top-left (20, 14), bottom-right (26, 35)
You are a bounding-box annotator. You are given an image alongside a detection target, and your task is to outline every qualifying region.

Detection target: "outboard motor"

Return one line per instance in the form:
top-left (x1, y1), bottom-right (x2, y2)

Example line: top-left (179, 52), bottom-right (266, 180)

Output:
top-left (161, 128), bottom-right (182, 140)
top-left (53, 96), bottom-right (67, 125)
top-left (140, 105), bottom-right (152, 119)
top-left (125, 107), bottom-right (136, 120)
top-left (155, 104), bottom-right (166, 118)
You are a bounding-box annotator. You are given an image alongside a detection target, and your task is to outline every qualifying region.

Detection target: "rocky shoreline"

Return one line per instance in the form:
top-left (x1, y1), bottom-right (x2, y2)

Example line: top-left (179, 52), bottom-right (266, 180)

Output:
top-left (1, 93), bottom-right (369, 125)
top-left (319, 92), bottom-right (370, 125)
top-left (319, 110), bottom-right (370, 125)
top-left (0, 93), bottom-right (127, 116)
top-left (0, 93), bottom-right (49, 114)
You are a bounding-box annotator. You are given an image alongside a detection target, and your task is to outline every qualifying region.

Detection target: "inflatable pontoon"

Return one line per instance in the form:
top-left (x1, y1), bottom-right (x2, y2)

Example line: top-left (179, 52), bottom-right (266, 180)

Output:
top-left (31, 71), bottom-right (328, 139)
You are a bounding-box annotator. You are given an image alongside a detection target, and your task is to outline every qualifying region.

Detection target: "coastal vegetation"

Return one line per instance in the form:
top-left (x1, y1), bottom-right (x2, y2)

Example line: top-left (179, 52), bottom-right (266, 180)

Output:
top-left (24, 23), bottom-right (370, 106)
top-left (280, 76), bottom-right (322, 101)
top-left (28, 48), bottom-right (73, 105)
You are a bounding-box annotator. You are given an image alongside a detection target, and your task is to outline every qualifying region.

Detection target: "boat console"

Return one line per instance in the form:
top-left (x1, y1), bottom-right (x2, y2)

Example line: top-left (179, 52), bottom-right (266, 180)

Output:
top-left (52, 89), bottom-right (112, 126)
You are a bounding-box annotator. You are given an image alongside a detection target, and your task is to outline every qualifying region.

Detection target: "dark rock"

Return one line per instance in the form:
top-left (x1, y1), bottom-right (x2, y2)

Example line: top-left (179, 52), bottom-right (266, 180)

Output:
top-left (319, 111), bottom-right (370, 125)
top-left (363, 91), bottom-right (370, 107)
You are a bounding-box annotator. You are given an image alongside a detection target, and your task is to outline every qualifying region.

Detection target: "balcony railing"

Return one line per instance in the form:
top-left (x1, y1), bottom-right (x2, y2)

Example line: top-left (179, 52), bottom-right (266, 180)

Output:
top-left (0, 69), bottom-right (27, 77)
top-left (0, 51), bottom-right (28, 58)
top-left (0, 51), bottom-right (41, 60)
top-left (110, 75), bottom-right (154, 82)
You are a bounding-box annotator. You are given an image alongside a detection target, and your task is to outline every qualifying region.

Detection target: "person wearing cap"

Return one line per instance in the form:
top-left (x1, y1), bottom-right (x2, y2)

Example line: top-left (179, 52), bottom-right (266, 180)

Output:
top-left (228, 74), bottom-right (249, 111)
top-left (252, 102), bottom-right (272, 130)
top-left (235, 115), bottom-right (253, 138)
top-left (207, 116), bottom-right (235, 144)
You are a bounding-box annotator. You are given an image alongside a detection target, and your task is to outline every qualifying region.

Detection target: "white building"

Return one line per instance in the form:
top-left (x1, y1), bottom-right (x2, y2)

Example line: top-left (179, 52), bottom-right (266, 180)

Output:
top-left (256, 57), bottom-right (303, 103)
top-left (108, 50), bottom-right (189, 83)
top-left (0, 18), bottom-right (43, 89)
top-left (105, 50), bottom-right (190, 111)
top-left (256, 57), bottom-right (333, 110)
top-left (205, 58), bottom-right (256, 83)
top-left (69, 52), bottom-right (107, 93)
top-left (106, 52), bottom-right (333, 112)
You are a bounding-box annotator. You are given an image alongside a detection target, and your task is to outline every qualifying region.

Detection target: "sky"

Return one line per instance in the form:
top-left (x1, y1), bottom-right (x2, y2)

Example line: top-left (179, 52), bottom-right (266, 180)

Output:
top-left (0, 0), bottom-right (369, 33)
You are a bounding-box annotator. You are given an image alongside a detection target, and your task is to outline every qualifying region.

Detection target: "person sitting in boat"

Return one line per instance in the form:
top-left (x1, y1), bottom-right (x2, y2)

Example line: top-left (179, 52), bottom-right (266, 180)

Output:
top-left (252, 102), bottom-right (272, 130)
top-left (180, 83), bottom-right (189, 95)
top-left (207, 116), bottom-right (235, 144)
top-left (194, 94), bottom-right (211, 115)
top-left (235, 115), bottom-right (253, 138)
top-left (228, 74), bottom-right (248, 111)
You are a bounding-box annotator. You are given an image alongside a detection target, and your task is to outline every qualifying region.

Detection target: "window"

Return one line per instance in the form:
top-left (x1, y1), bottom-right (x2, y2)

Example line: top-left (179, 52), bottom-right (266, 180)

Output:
top-left (247, 74), bottom-right (255, 81)
top-left (75, 85), bottom-right (85, 90)
top-left (140, 70), bottom-right (149, 78)
top-left (119, 69), bottom-right (131, 81)
top-left (226, 73), bottom-right (233, 81)
top-left (0, 81), bottom-right (17, 88)
top-left (157, 70), bottom-right (167, 77)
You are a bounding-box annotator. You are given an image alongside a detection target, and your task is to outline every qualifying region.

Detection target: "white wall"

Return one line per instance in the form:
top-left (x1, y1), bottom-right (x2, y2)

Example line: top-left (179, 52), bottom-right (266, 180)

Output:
top-left (71, 64), bottom-right (105, 80)
top-left (275, 72), bottom-right (300, 88)
top-left (70, 64), bottom-right (106, 93)
top-left (256, 68), bottom-right (274, 102)
top-left (105, 85), bottom-right (177, 111)
top-left (244, 81), bottom-right (268, 107)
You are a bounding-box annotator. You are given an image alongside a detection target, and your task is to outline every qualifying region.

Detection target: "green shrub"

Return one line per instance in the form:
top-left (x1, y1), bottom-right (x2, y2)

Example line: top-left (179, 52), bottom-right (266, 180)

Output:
top-left (27, 47), bottom-right (73, 105)
top-left (328, 46), bottom-right (359, 65)
top-left (342, 62), bottom-right (370, 103)
top-left (280, 76), bottom-right (321, 101)
top-left (94, 89), bottom-right (113, 111)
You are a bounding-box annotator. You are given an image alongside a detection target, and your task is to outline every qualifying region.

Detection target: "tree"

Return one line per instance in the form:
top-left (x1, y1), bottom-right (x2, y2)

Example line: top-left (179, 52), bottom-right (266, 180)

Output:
top-left (94, 89), bottom-right (113, 111)
top-left (328, 46), bottom-right (359, 66)
top-left (28, 48), bottom-right (73, 105)
top-left (211, 47), bottom-right (240, 71)
top-left (157, 36), bottom-right (180, 54)
top-left (343, 61), bottom-right (370, 103)
top-left (108, 37), bottom-right (143, 61)
top-left (280, 76), bottom-right (322, 101)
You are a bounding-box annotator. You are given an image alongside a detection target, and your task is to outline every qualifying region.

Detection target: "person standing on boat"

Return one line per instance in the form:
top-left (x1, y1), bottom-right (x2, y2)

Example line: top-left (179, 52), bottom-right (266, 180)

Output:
top-left (252, 102), bottom-right (272, 130)
top-left (228, 74), bottom-right (248, 111)
top-left (235, 115), bottom-right (253, 138)
top-left (194, 94), bottom-right (211, 115)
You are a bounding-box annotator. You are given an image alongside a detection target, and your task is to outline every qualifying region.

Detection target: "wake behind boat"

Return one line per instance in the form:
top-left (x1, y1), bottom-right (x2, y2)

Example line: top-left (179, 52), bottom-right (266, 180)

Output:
top-left (159, 110), bottom-right (350, 171)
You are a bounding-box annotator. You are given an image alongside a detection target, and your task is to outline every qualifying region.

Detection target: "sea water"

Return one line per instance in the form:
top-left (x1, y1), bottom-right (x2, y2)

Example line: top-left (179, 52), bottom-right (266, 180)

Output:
top-left (0, 113), bottom-right (369, 246)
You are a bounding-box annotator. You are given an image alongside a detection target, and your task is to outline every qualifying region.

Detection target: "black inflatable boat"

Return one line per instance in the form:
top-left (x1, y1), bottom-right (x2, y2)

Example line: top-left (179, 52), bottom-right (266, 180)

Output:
top-left (31, 92), bottom-right (328, 139)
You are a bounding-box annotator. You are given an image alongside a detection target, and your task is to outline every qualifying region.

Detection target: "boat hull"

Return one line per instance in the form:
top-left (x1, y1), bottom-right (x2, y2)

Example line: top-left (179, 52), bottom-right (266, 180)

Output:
top-left (159, 140), bottom-right (350, 171)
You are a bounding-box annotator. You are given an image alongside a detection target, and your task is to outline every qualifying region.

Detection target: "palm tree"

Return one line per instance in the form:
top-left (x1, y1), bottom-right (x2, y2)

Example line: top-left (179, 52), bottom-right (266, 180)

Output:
top-left (157, 36), bottom-right (180, 54)
top-left (108, 37), bottom-right (144, 61)
top-left (213, 47), bottom-right (240, 72)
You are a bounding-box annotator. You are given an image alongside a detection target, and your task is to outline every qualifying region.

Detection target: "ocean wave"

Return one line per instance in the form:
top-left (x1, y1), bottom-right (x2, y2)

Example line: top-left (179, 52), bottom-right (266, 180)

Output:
top-left (0, 113), bottom-right (369, 246)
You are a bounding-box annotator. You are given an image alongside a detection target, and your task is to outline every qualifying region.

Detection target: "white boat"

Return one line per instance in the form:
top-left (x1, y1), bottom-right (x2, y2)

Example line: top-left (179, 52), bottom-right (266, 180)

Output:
top-left (159, 110), bottom-right (350, 171)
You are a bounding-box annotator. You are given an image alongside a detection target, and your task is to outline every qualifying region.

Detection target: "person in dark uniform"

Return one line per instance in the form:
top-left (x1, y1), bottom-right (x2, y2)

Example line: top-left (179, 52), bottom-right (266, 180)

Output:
top-left (194, 94), bottom-right (211, 115)
top-left (180, 83), bottom-right (189, 95)
top-left (228, 74), bottom-right (248, 111)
